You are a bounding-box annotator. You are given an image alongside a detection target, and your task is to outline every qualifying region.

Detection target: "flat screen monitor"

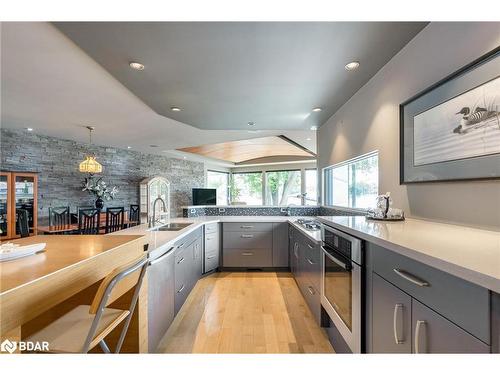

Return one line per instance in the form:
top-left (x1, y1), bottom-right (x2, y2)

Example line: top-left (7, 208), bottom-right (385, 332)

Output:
top-left (192, 188), bottom-right (217, 206)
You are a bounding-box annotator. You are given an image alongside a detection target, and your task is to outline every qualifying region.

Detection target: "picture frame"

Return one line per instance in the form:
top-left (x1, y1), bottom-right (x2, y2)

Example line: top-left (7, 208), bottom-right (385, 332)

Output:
top-left (400, 47), bottom-right (500, 184)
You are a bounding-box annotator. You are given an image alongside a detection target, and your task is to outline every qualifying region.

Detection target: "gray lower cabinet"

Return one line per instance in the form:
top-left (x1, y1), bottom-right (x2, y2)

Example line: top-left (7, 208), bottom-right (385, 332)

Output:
top-left (371, 271), bottom-right (491, 353)
top-left (288, 225), bottom-right (321, 324)
top-left (272, 222), bottom-right (289, 267)
top-left (372, 273), bottom-right (412, 353)
top-left (412, 299), bottom-right (490, 353)
top-left (148, 246), bottom-right (175, 352)
top-left (204, 224), bottom-right (220, 273)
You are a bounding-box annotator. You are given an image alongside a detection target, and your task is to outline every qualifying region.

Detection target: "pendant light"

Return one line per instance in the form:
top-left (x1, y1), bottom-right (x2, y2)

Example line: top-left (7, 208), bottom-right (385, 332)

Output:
top-left (79, 126), bottom-right (103, 174)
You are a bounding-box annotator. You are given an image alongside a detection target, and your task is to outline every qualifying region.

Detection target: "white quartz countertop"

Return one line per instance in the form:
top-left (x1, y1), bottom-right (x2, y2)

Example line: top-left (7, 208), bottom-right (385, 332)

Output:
top-left (317, 216), bottom-right (500, 293)
top-left (110, 215), bottom-right (321, 254)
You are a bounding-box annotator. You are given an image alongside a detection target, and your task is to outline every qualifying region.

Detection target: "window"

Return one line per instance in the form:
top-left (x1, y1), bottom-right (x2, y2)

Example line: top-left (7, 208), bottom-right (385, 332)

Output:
top-left (265, 170), bottom-right (301, 206)
top-left (323, 152), bottom-right (378, 209)
top-left (206, 170), bottom-right (229, 205)
top-left (305, 169), bottom-right (318, 205)
top-left (230, 172), bottom-right (263, 205)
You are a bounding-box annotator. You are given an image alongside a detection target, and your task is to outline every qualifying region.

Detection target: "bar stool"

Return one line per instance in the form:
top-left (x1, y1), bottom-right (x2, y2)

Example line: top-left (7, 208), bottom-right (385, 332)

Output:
top-left (26, 255), bottom-right (149, 353)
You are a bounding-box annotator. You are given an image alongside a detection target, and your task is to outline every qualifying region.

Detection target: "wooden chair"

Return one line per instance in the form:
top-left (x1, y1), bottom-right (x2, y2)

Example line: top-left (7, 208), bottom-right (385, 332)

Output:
top-left (105, 207), bottom-right (125, 234)
top-left (25, 255), bottom-right (149, 353)
top-left (48, 206), bottom-right (70, 228)
top-left (76, 206), bottom-right (94, 222)
top-left (78, 208), bottom-right (100, 235)
top-left (16, 209), bottom-right (30, 238)
top-left (129, 205), bottom-right (140, 227)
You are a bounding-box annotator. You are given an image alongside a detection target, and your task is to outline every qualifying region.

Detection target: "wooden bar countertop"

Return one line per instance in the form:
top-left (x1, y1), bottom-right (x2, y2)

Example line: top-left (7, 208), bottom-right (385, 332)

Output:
top-left (0, 235), bottom-right (145, 342)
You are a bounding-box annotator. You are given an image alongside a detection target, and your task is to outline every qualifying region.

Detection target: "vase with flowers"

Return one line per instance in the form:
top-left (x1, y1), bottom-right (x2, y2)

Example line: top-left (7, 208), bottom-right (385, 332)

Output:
top-left (82, 176), bottom-right (118, 210)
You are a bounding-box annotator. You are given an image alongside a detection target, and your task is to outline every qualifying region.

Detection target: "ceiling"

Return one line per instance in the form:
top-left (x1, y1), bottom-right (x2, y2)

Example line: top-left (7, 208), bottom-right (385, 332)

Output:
top-left (54, 22), bottom-right (427, 131)
top-left (178, 135), bottom-right (316, 164)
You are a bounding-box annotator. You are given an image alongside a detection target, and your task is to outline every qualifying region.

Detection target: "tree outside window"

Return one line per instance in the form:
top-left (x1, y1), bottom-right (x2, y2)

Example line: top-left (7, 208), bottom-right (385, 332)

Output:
top-left (265, 170), bottom-right (301, 206)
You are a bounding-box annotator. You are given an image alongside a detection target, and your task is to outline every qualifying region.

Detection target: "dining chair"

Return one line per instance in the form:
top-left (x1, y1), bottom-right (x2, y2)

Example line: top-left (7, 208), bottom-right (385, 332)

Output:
top-left (16, 209), bottom-right (30, 238)
top-left (77, 206), bottom-right (94, 222)
top-left (49, 206), bottom-right (70, 228)
top-left (78, 208), bottom-right (101, 234)
top-left (105, 207), bottom-right (125, 234)
top-left (25, 255), bottom-right (149, 353)
top-left (129, 204), bottom-right (140, 227)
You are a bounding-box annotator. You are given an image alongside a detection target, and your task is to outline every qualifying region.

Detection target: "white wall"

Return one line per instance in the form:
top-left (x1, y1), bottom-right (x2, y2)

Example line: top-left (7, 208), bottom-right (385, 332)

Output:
top-left (318, 22), bottom-right (500, 229)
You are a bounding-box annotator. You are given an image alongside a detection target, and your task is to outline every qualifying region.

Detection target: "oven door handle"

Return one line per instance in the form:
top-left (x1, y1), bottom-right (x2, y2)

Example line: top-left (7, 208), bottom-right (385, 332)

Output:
top-left (321, 246), bottom-right (351, 271)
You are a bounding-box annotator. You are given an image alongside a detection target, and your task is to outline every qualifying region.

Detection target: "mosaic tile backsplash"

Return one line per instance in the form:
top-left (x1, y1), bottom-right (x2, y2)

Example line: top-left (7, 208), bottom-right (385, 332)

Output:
top-left (182, 206), bottom-right (364, 217)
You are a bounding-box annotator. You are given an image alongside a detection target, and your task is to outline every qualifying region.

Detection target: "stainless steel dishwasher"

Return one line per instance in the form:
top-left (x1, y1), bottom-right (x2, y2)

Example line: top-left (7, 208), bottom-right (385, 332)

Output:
top-left (148, 243), bottom-right (176, 352)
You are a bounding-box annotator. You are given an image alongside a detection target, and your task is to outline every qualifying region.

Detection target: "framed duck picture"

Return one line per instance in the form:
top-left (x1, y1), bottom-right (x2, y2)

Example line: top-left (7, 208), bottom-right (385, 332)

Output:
top-left (400, 47), bottom-right (500, 183)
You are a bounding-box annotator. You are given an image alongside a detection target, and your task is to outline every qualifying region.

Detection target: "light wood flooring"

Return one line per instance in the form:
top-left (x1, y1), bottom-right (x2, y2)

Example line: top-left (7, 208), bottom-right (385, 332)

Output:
top-left (158, 271), bottom-right (334, 353)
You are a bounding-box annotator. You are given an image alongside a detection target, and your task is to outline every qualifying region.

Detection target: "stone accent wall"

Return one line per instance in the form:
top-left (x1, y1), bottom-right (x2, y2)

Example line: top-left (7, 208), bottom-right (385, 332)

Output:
top-left (0, 129), bottom-right (204, 222)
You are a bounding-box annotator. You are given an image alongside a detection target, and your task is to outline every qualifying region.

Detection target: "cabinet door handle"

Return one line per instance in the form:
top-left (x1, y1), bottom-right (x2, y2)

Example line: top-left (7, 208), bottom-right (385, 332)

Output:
top-left (177, 242), bottom-right (185, 248)
top-left (241, 225), bottom-right (254, 229)
top-left (393, 303), bottom-right (404, 344)
top-left (307, 258), bottom-right (314, 265)
top-left (242, 252), bottom-right (254, 256)
top-left (414, 320), bottom-right (427, 354)
top-left (393, 269), bottom-right (429, 287)
top-left (294, 242), bottom-right (299, 258)
top-left (307, 286), bottom-right (315, 295)
top-left (177, 257), bottom-right (185, 264)
top-left (177, 284), bottom-right (185, 294)
top-left (206, 236), bottom-right (212, 241)
top-left (241, 234), bottom-right (254, 238)
top-left (307, 244), bottom-right (314, 249)
top-left (207, 255), bottom-right (215, 259)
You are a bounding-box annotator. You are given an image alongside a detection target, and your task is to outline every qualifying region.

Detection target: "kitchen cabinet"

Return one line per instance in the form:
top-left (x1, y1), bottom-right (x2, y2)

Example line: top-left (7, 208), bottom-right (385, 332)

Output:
top-left (372, 273), bottom-right (412, 353)
top-left (0, 171), bottom-right (38, 239)
top-left (148, 245), bottom-right (175, 352)
top-left (222, 222), bottom-right (273, 268)
top-left (368, 242), bottom-right (491, 353)
top-left (272, 222), bottom-right (289, 267)
top-left (173, 228), bottom-right (203, 315)
top-left (288, 224), bottom-right (321, 324)
top-left (204, 223), bottom-right (220, 273)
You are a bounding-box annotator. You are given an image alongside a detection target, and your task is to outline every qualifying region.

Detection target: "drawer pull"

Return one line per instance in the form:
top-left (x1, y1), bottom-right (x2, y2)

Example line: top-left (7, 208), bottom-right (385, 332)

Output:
top-left (242, 252), bottom-right (254, 256)
top-left (177, 257), bottom-right (185, 264)
top-left (393, 303), bottom-right (404, 344)
top-left (393, 269), bottom-right (429, 287)
top-left (241, 234), bottom-right (254, 238)
top-left (206, 236), bottom-right (213, 241)
top-left (241, 225), bottom-right (254, 229)
top-left (177, 242), bottom-right (185, 248)
top-left (414, 320), bottom-right (427, 353)
top-left (307, 286), bottom-right (315, 295)
top-left (207, 255), bottom-right (215, 259)
top-left (307, 244), bottom-right (314, 249)
top-left (177, 284), bottom-right (185, 294)
top-left (307, 258), bottom-right (314, 265)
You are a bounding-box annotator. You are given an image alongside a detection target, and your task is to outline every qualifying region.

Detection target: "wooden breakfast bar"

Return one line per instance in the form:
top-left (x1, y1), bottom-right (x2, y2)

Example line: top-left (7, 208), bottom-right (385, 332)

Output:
top-left (0, 235), bottom-right (148, 353)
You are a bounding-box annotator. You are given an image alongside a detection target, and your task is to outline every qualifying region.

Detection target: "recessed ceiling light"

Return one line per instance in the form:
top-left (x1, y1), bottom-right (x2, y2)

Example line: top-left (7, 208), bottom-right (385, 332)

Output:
top-left (150, 145), bottom-right (159, 148)
top-left (247, 130), bottom-right (260, 134)
top-left (129, 62), bottom-right (145, 71)
top-left (310, 126), bottom-right (318, 131)
top-left (171, 107), bottom-right (182, 112)
top-left (345, 61), bottom-right (360, 71)
top-left (312, 107), bottom-right (322, 112)
top-left (127, 146), bottom-right (132, 149)
top-left (183, 156), bottom-right (187, 159)
top-left (306, 138), bottom-right (312, 141)
top-left (25, 127), bottom-right (33, 132)
top-left (248, 121), bottom-right (255, 126)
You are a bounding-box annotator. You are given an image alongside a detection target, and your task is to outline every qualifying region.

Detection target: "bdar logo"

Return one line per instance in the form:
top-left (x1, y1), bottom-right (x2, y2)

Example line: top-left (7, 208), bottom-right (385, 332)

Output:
top-left (1, 339), bottom-right (17, 353)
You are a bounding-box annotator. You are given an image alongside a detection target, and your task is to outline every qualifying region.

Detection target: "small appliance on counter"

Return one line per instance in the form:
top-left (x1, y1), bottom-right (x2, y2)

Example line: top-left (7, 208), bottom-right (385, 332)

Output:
top-left (366, 192), bottom-right (405, 221)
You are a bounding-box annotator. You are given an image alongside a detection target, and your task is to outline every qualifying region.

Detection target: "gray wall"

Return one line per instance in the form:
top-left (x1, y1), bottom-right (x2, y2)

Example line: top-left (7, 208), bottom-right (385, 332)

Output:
top-left (0, 128), bottom-right (205, 221)
top-left (318, 22), bottom-right (500, 229)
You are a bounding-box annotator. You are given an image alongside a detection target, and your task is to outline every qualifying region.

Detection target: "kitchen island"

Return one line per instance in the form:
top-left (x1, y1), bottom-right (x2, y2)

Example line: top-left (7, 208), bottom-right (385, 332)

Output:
top-left (0, 235), bottom-right (147, 353)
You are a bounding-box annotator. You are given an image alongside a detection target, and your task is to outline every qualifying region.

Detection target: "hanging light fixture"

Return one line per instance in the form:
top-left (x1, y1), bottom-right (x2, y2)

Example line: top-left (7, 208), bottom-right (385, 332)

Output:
top-left (79, 126), bottom-right (103, 174)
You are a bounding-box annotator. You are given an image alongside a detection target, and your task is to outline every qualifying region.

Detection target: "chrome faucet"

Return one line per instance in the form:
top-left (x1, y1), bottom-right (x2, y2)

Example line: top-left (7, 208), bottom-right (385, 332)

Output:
top-left (149, 197), bottom-right (167, 228)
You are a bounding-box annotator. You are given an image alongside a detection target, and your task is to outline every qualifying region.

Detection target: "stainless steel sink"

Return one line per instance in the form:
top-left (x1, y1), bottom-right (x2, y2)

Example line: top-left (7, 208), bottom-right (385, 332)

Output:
top-left (152, 223), bottom-right (193, 231)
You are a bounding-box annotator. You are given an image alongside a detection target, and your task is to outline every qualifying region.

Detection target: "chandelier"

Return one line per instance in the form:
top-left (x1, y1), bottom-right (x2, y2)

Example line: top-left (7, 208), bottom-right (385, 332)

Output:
top-left (79, 126), bottom-right (103, 174)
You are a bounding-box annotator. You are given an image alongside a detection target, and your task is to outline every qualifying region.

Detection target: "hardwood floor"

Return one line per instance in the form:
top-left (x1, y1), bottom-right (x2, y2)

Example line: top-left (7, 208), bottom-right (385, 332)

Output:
top-left (158, 271), bottom-right (334, 353)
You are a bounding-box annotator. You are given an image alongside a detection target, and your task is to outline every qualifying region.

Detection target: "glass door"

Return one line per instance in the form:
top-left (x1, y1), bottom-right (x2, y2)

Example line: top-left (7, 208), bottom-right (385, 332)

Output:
top-left (0, 172), bottom-right (11, 239)
top-left (13, 173), bottom-right (38, 237)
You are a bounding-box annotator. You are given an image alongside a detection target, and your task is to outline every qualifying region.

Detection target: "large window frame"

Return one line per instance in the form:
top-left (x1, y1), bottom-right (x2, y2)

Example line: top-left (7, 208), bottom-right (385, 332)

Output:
top-left (264, 169), bottom-right (302, 206)
top-left (230, 171), bottom-right (264, 206)
top-left (322, 151), bottom-right (379, 211)
top-left (206, 170), bottom-right (230, 205)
